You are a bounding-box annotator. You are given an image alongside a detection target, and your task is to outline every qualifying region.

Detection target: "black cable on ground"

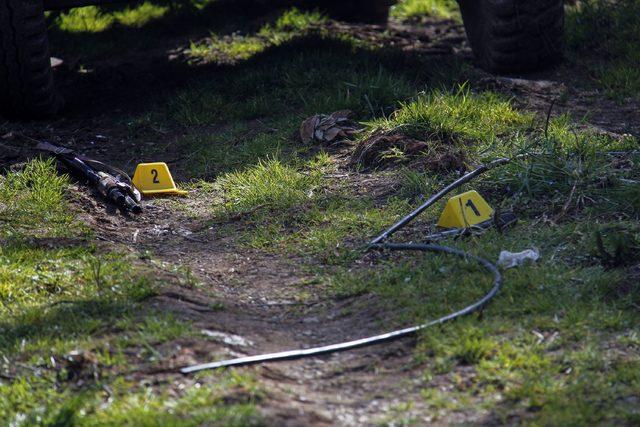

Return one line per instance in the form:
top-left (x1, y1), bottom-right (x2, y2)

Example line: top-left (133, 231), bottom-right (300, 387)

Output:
top-left (181, 158), bottom-right (510, 375)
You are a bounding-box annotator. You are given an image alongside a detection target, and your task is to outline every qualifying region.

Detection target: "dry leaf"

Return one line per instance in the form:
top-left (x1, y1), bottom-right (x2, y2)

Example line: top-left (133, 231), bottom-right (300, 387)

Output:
top-left (299, 110), bottom-right (361, 144)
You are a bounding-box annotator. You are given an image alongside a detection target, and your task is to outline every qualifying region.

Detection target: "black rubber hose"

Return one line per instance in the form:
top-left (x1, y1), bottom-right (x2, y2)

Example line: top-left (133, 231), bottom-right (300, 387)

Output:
top-left (180, 159), bottom-right (509, 375)
top-left (370, 157), bottom-right (510, 246)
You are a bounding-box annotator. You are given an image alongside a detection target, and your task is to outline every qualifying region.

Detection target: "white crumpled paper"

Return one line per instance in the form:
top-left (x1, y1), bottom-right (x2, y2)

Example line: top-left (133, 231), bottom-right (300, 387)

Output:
top-left (498, 248), bottom-right (540, 269)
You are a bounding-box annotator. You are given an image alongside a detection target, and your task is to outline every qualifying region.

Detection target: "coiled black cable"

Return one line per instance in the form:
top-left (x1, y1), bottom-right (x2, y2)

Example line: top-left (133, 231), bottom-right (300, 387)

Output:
top-left (181, 159), bottom-right (509, 374)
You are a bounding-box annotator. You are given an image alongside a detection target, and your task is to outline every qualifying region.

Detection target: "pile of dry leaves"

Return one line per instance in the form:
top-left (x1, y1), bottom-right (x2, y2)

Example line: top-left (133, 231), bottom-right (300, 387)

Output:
top-left (299, 111), bottom-right (469, 173)
top-left (299, 110), bottom-right (361, 145)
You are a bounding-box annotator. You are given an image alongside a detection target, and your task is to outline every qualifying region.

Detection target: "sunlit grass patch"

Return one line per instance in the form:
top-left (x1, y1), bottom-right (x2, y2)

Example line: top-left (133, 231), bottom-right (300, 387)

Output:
top-left (259, 7), bottom-right (326, 36)
top-left (368, 86), bottom-right (532, 151)
top-left (54, 6), bottom-right (115, 33)
top-left (113, 1), bottom-right (170, 28)
top-left (217, 156), bottom-right (326, 216)
top-left (391, 0), bottom-right (460, 21)
top-left (187, 34), bottom-right (266, 65)
top-left (0, 159), bottom-right (72, 237)
top-left (0, 369), bottom-right (262, 426)
top-left (54, 2), bottom-right (170, 33)
top-left (186, 8), bottom-right (326, 64)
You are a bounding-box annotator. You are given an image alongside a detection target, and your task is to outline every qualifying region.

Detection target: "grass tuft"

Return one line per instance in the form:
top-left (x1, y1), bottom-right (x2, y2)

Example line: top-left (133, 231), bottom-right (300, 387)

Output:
top-left (367, 86), bottom-right (532, 151)
top-left (0, 159), bottom-right (72, 237)
top-left (391, 0), bottom-right (460, 21)
top-left (217, 157), bottom-right (325, 215)
top-left (54, 6), bottom-right (115, 32)
top-left (488, 117), bottom-right (640, 218)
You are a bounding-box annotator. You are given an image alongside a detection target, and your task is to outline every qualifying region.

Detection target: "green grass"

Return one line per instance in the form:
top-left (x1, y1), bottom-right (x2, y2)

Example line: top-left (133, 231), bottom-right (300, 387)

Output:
top-left (188, 34), bottom-right (267, 64)
top-left (0, 159), bottom-right (73, 237)
top-left (367, 86), bottom-right (532, 153)
top-left (566, 0), bottom-right (640, 99)
top-left (53, 2), bottom-right (170, 33)
top-left (9, 1), bottom-right (640, 423)
top-left (171, 38), bottom-right (417, 128)
top-left (217, 157), bottom-right (325, 214)
top-left (324, 91), bottom-right (638, 422)
top-left (333, 218), bottom-right (640, 423)
top-left (0, 160), bottom-right (262, 424)
top-left (391, 0), bottom-right (460, 21)
top-left (46, 0), bottom-right (222, 57)
top-left (1, 370), bottom-right (262, 426)
top-left (186, 7), bottom-right (327, 64)
top-left (209, 154), bottom-right (412, 263)
top-left (479, 112), bottom-right (640, 217)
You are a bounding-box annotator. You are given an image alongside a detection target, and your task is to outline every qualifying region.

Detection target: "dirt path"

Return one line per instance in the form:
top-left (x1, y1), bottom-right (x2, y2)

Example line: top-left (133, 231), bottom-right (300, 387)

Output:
top-left (69, 176), bottom-right (434, 425)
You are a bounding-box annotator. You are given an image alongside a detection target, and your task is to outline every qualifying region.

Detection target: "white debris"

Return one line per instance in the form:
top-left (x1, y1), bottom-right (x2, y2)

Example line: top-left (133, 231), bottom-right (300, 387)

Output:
top-left (201, 329), bottom-right (253, 347)
top-left (498, 247), bottom-right (540, 269)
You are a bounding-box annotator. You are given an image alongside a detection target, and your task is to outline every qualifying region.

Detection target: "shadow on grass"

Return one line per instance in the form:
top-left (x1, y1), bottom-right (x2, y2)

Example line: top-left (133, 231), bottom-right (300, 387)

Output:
top-left (0, 298), bottom-right (145, 354)
top-left (46, 0), bottom-right (289, 56)
top-left (0, 237), bottom-right (156, 356)
top-left (46, 1), bottom-right (469, 122)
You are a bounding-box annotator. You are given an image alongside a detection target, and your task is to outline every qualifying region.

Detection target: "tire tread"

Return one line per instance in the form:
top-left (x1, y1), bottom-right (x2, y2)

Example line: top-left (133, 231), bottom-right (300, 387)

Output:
top-left (0, 0), bottom-right (61, 118)
top-left (459, 0), bottom-right (565, 73)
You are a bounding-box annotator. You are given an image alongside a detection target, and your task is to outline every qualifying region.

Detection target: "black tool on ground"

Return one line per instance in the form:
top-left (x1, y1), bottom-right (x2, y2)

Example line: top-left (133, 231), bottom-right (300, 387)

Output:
top-left (424, 212), bottom-right (517, 243)
top-left (37, 142), bottom-right (142, 214)
top-left (181, 158), bottom-right (512, 374)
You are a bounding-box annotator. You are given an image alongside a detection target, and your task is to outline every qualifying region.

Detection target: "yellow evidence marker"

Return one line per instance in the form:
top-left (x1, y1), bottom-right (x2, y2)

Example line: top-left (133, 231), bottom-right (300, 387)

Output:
top-left (437, 190), bottom-right (493, 228)
top-left (132, 162), bottom-right (188, 196)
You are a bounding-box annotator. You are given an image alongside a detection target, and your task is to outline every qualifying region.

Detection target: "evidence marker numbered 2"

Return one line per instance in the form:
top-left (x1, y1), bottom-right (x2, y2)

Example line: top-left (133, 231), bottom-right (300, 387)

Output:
top-left (132, 162), bottom-right (188, 196)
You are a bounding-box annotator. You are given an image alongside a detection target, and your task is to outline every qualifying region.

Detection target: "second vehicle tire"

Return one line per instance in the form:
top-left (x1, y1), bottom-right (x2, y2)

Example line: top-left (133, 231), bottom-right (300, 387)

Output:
top-left (458, 0), bottom-right (565, 73)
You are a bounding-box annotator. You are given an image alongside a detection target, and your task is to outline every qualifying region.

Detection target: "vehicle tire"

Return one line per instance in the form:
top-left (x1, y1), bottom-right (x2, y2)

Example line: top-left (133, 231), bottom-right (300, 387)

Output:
top-left (0, 0), bottom-right (62, 118)
top-left (318, 0), bottom-right (395, 24)
top-left (457, 0), bottom-right (564, 73)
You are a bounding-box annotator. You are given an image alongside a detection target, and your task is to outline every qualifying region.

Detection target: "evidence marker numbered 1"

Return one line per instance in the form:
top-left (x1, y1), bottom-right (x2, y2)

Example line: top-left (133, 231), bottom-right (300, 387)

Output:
top-left (437, 190), bottom-right (493, 228)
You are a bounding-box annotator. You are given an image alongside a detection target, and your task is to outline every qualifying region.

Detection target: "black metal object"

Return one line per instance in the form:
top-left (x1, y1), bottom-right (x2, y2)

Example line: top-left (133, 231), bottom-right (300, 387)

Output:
top-left (37, 142), bottom-right (142, 214)
top-left (181, 158), bottom-right (512, 374)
